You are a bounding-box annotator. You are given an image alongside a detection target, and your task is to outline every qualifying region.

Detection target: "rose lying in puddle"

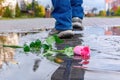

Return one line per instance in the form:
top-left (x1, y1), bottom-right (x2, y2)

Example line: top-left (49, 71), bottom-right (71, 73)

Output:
top-left (1, 35), bottom-right (90, 68)
top-left (74, 46), bottom-right (90, 60)
top-left (73, 46), bottom-right (90, 68)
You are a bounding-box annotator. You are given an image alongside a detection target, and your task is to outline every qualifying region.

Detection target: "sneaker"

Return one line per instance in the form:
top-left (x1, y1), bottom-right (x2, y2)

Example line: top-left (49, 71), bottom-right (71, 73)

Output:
top-left (72, 17), bottom-right (83, 30)
top-left (49, 29), bottom-right (74, 38)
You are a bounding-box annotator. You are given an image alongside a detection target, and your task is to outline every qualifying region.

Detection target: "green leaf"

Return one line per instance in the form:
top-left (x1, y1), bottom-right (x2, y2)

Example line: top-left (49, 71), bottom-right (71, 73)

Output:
top-left (46, 36), bottom-right (55, 45)
top-left (43, 52), bottom-right (53, 56)
top-left (42, 44), bottom-right (50, 51)
top-left (30, 42), bottom-right (35, 48)
top-left (34, 39), bottom-right (41, 48)
top-left (23, 44), bottom-right (30, 52)
top-left (63, 47), bottom-right (74, 57)
top-left (43, 50), bottom-right (55, 57)
top-left (53, 35), bottom-right (64, 44)
top-left (65, 45), bottom-right (69, 48)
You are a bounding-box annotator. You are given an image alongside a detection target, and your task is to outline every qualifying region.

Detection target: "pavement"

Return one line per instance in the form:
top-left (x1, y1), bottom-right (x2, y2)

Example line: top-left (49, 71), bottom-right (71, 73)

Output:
top-left (0, 17), bottom-right (120, 80)
top-left (0, 17), bottom-right (120, 32)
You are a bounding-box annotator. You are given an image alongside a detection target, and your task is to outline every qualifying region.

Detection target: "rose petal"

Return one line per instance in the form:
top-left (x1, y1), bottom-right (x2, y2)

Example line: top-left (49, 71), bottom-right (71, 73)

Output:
top-left (82, 60), bottom-right (89, 65)
top-left (73, 46), bottom-right (83, 56)
top-left (81, 46), bottom-right (90, 55)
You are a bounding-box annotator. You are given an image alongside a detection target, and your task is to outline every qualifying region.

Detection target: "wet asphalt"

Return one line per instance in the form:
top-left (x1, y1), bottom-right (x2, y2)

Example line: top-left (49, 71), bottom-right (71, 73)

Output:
top-left (0, 17), bottom-right (120, 80)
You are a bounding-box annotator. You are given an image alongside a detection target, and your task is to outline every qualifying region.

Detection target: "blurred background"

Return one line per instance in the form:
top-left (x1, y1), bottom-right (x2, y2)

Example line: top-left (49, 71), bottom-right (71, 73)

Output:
top-left (0, 0), bottom-right (120, 18)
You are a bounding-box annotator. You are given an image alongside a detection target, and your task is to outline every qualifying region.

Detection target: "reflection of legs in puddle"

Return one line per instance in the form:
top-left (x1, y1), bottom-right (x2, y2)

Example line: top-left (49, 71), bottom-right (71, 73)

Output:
top-left (71, 58), bottom-right (85, 80)
top-left (72, 57), bottom-right (87, 69)
top-left (73, 58), bottom-right (89, 69)
top-left (54, 33), bottom-right (84, 79)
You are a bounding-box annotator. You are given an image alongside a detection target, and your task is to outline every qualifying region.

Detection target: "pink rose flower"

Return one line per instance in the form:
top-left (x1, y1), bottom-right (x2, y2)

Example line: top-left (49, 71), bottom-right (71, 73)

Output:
top-left (73, 46), bottom-right (90, 60)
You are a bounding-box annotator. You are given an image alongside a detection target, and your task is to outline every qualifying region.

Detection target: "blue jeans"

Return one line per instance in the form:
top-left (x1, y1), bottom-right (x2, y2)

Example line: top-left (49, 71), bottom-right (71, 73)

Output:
top-left (51, 0), bottom-right (84, 30)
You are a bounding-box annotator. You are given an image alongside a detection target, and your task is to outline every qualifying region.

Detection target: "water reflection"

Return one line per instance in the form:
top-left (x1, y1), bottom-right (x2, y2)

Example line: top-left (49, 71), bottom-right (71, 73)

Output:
top-left (82, 26), bottom-right (120, 80)
top-left (0, 31), bottom-right (59, 80)
top-left (105, 26), bottom-right (120, 35)
top-left (0, 26), bottom-right (120, 80)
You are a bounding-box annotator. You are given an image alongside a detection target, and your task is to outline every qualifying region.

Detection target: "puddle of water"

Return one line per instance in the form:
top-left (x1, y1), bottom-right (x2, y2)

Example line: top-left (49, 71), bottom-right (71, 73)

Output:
top-left (0, 31), bottom-right (60, 80)
top-left (81, 26), bottom-right (120, 80)
top-left (0, 26), bottom-right (120, 80)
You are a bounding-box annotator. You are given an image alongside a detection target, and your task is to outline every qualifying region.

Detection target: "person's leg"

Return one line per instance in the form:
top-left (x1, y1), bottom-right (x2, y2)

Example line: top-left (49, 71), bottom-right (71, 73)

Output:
top-left (50, 0), bottom-right (74, 38)
top-left (71, 0), bottom-right (84, 19)
top-left (71, 0), bottom-right (84, 30)
top-left (51, 0), bottom-right (72, 30)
